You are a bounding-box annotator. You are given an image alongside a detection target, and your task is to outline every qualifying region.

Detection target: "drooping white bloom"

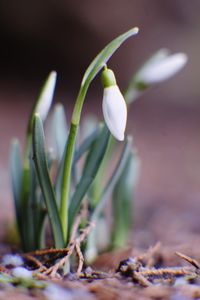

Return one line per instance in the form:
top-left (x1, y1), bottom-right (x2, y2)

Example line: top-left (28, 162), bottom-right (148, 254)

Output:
top-left (101, 67), bottom-right (127, 141)
top-left (35, 71), bottom-right (57, 121)
top-left (103, 85), bottom-right (127, 141)
top-left (136, 51), bottom-right (188, 85)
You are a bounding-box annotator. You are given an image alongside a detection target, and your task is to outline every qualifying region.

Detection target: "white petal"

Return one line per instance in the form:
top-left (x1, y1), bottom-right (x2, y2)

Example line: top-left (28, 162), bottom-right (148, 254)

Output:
top-left (136, 48), bottom-right (170, 79)
top-left (137, 53), bottom-right (188, 84)
top-left (102, 85), bottom-right (127, 141)
top-left (36, 71), bottom-right (57, 121)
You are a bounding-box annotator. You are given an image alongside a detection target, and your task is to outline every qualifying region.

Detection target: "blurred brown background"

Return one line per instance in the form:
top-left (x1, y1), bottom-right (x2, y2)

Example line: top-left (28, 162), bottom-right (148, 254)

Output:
top-left (1, 0), bottom-right (200, 243)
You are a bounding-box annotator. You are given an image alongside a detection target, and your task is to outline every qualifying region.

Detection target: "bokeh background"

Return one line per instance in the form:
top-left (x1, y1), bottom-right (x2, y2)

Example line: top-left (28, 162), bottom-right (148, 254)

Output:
top-left (1, 0), bottom-right (200, 244)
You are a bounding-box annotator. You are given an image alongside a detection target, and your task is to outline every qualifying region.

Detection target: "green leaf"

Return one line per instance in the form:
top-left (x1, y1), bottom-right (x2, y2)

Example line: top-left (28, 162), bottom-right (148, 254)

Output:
top-left (88, 135), bottom-right (114, 209)
top-left (72, 126), bottom-right (100, 187)
top-left (91, 136), bottom-right (132, 221)
top-left (51, 103), bottom-right (68, 161)
top-left (73, 126), bottom-right (101, 163)
top-left (32, 114), bottom-right (64, 248)
top-left (68, 126), bottom-right (110, 233)
top-left (85, 137), bottom-right (132, 262)
top-left (29, 156), bottom-right (46, 249)
top-left (111, 150), bottom-right (140, 249)
top-left (27, 71), bottom-right (57, 136)
top-left (10, 139), bottom-right (23, 230)
top-left (54, 125), bottom-right (101, 203)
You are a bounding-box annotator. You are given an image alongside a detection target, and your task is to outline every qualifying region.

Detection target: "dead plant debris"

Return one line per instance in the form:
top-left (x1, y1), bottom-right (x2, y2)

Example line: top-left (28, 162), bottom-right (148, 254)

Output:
top-left (1, 242), bottom-right (200, 299)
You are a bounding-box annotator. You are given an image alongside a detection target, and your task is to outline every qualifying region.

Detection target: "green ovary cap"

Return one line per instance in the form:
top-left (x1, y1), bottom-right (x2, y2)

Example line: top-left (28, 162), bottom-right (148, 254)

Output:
top-left (101, 67), bottom-right (117, 88)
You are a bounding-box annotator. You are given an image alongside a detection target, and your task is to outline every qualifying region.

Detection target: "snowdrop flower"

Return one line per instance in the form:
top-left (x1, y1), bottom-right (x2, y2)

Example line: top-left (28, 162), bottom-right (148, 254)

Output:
top-left (135, 50), bottom-right (188, 85)
top-left (101, 67), bottom-right (127, 141)
top-left (35, 71), bottom-right (57, 121)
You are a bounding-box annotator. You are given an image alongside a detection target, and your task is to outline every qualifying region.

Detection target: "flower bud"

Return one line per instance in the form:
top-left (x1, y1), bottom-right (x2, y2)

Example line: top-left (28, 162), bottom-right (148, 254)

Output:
top-left (36, 71), bottom-right (57, 121)
top-left (135, 51), bottom-right (188, 85)
top-left (101, 68), bottom-right (127, 141)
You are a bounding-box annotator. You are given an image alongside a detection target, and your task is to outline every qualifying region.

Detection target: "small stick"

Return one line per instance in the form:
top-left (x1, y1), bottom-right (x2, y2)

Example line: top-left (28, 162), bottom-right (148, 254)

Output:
top-left (140, 267), bottom-right (193, 278)
top-left (69, 215), bottom-right (81, 243)
top-left (132, 272), bottom-right (152, 287)
top-left (175, 252), bottom-right (200, 269)
top-left (27, 248), bottom-right (69, 257)
top-left (75, 243), bottom-right (84, 275)
top-left (23, 254), bottom-right (45, 269)
top-left (42, 222), bottom-right (94, 277)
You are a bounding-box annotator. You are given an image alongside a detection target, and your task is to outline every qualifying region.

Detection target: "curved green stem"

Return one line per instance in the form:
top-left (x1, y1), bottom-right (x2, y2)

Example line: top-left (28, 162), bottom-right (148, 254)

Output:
top-left (60, 27), bottom-right (139, 243)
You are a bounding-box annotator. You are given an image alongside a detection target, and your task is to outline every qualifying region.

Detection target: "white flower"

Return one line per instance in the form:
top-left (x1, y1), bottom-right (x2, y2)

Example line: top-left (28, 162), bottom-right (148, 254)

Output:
top-left (136, 50), bottom-right (188, 85)
top-left (35, 71), bottom-right (57, 121)
top-left (103, 85), bottom-right (127, 141)
top-left (44, 284), bottom-right (71, 300)
top-left (2, 254), bottom-right (24, 267)
top-left (12, 267), bottom-right (32, 279)
top-left (101, 67), bottom-right (127, 141)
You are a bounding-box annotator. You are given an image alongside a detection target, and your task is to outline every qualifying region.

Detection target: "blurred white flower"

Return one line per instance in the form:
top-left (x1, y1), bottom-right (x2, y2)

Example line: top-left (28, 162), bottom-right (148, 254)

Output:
top-left (101, 68), bottom-right (127, 141)
top-left (135, 51), bottom-right (188, 85)
top-left (44, 283), bottom-right (93, 300)
top-left (44, 284), bottom-right (72, 300)
top-left (2, 254), bottom-right (23, 267)
top-left (12, 267), bottom-right (32, 279)
top-left (35, 71), bottom-right (57, 121)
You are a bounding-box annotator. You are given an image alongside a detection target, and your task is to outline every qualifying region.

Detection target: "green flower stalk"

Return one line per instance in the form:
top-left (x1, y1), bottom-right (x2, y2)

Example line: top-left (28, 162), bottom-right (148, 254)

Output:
top-left (59, 27), bottom-right (139, 243)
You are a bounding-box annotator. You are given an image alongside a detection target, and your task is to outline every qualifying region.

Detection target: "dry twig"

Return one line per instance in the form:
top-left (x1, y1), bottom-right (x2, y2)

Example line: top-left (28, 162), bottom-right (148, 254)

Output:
top-left (40, 221), bottom-right (94, 277)
top-left (175, 251), bottom-right (200, 270)
top-left (117, 248), bottom-right (198, 287)
top-left (23, 254), bottom-right (45, 270)
top-left (132, 272), bottom-right (153, 287)
top-left (75, 243), bottom-right (84, 276)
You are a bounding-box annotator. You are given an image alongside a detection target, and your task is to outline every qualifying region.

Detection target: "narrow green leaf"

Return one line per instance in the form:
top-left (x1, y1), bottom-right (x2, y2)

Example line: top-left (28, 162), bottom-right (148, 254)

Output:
top-left (85, 137), bottom-right (132, 261)
top-left (29, 155), bottom-right (46, 249)
top-left (68, 126), bottom-right (110, 233)
top-left (111, 150), bottom-right (140, 249)
top-left (88, 135), bottom-right (114, 209)
top-left (73, 127), bottom-right (100, 163)
top-left (28, 71), bottom-right (57, 135)
top-left (32, 114), bottom-right (64, 248)
top-left (72, 126), bottom-right (100, 187)
top-left (91, 136), bottom-right (132, 221)
top-left (10, 139), bottom-right (23, 231)
top-left (51, 103), bottom-right (68, 161)
top-left (54, 125), bottom-right (101, 203)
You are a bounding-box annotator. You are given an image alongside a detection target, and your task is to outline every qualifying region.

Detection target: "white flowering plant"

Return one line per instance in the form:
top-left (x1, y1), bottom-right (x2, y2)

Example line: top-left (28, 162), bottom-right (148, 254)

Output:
top-left (10, 28), bottom-right (187, 263)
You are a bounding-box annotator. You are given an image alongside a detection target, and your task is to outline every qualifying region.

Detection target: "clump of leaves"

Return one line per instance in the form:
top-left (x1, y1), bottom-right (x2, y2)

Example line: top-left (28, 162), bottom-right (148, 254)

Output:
top-left (10, 27), bottom-right (187, 267)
